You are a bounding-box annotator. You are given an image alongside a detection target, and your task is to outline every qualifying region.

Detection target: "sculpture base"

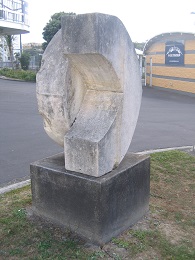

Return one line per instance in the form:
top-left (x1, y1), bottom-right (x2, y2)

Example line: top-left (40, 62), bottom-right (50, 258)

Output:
top-left (30, 152), bottom-right (150, 245)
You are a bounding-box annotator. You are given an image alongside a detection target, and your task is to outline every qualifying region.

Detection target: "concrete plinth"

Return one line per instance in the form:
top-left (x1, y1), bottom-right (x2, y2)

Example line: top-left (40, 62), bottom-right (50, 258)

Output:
top-left (30, 153), bottom-right (150, 245)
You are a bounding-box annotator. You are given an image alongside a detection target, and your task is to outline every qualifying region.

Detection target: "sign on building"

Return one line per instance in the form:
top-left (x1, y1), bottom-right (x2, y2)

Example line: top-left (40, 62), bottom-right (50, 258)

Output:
top-left (165, 41), bottom-right (184, 66)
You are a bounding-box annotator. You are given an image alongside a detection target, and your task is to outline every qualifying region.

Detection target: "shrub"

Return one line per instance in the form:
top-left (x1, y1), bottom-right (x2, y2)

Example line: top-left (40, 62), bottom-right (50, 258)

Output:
top-left (19, 52), bottom-right (30, 70)
top-left (0, 68), bottom-right (36, 82)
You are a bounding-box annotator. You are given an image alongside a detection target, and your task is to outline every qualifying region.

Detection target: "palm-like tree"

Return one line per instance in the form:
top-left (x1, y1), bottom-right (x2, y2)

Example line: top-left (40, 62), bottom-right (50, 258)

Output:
top-left (4, 35), bottom-right (15, 68)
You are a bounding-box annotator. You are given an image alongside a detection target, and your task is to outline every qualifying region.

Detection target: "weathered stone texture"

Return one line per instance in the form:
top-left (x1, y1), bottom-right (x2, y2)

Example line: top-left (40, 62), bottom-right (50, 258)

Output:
top-left (31, 152), bottom-right (150, 245)
top-left (36, 13), bottom-right (142, 176)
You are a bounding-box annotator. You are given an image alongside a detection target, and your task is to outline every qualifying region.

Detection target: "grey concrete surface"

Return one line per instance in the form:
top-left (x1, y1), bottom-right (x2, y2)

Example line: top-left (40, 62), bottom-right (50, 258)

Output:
top-left (0, 78), bottom-right (195, 187)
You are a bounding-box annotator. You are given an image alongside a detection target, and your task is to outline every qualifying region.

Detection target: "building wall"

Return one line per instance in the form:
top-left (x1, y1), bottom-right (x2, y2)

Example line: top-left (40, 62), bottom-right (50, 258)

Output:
top-left (0, 0), bottom-right (29, 35)
top-left (145, 36), bottom-right (195, 94)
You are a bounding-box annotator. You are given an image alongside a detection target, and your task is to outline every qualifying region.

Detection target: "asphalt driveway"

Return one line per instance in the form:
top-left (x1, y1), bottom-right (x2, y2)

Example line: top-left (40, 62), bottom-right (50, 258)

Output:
top-left (0, 78), bottom-right (195, 186)
top-left (129, 86), bottom-right (195, 152)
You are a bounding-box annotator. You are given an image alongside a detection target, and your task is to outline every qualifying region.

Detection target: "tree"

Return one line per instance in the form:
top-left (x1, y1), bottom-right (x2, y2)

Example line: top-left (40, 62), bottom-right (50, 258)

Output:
top-left (23, 43), bottom-right (43, 69)
top-left (19, 52), bottom-right (30, 70)
top-left (5, 35), bottom-right (15, 68)
top-left (133, 42), bottom-right (146, 51)
top-left (0, 36), bottom-right (6, 61)
top-left (42, 12), bottom-right (75, 51)
top-left (14, 52), bottom-right (20, 69)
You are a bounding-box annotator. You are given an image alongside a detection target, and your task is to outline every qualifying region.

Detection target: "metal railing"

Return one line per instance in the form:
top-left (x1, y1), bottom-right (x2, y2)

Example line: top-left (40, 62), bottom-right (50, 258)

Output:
top-left (0, 58), bottom-right (41, 70)
top-left (0, 61), bottom-right (12, 67)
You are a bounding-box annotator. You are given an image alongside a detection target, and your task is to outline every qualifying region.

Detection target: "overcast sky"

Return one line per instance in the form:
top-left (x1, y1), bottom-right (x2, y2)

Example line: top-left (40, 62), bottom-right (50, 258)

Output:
top-left (22, 0), bottom-right (195, 44)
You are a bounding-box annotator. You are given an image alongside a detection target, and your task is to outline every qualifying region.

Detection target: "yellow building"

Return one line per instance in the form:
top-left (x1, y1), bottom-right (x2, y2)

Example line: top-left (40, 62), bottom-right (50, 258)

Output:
top-left (143, 32), bottom-right (195, 94)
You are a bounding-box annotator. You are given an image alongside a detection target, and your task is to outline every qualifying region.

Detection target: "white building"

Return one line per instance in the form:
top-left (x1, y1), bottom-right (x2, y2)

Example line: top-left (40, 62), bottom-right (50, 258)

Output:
top-left (0, 0), bottom-right (29, 64)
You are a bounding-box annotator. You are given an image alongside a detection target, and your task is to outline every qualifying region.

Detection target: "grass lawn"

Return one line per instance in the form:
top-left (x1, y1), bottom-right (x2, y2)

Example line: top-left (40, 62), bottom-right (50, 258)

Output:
top-left (0, 150), bottom-right (195, 259)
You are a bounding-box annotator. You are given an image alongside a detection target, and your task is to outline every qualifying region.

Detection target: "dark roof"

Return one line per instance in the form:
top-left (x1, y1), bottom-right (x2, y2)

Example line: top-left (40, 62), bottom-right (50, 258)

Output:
top-left (143, 32), bottom-right (195, 54)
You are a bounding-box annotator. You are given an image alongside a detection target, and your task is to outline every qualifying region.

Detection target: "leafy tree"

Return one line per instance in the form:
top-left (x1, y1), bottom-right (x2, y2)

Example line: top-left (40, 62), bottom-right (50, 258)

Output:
top-left (133, 42), bottom-right (146, 51)
top-left (23, 44), bottom-right (43, 69)
top-left (42, 12), bottom-right (75, 51)
top-left (19, 52), bottom-right (30, 70)
top-left (4, 35), bottom-right (15, 68)
top-left (14, 52), bottom-right (20, 69)
top-left (0, 36), bottom-right (6, 61)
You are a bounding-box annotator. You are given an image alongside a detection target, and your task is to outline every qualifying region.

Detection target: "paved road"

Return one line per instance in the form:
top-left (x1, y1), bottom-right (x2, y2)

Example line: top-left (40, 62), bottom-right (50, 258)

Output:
top-left (0, 79), bottom-right (62, 187)
top-left (129, 86), bottom-right (195, 152)
top-left (0, 79), bottom-right (195, 186)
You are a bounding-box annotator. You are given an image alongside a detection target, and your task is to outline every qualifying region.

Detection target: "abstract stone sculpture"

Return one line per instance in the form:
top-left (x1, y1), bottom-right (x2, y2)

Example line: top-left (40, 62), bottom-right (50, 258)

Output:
top-left (36, 13), bottom-right (142, 177)
top-left (32, 13), bottom-right (149, 244)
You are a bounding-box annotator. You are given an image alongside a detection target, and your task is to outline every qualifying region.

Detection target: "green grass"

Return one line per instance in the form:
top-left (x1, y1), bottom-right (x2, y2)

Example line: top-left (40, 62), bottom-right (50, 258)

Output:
top-left (0, 68), bottom-right (36, 82)
top-left (150, 151), bottom-right (195, 226)
top-left (0, 186), bottom-right (94, 259)
top-left (0, 150), bottom-right (195, 259)
top-left (112, 229), bottom-right (195, 259)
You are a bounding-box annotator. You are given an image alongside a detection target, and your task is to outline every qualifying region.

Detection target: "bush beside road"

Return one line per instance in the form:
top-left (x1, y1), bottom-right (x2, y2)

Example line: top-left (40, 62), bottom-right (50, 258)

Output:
top-left (0, 68), bottom-right (36, 82)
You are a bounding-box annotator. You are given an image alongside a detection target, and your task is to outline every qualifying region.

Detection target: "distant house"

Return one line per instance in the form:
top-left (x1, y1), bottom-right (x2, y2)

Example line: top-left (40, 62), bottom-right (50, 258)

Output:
top-left (143, 32), bottom-right (195, 94)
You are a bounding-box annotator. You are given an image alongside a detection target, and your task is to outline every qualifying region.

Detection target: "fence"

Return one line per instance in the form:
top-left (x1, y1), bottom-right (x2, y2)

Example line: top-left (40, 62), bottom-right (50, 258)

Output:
top-left (0, 59), bottom-right (40, 70)
top-left (0, 61), bottom-right (12, 68)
